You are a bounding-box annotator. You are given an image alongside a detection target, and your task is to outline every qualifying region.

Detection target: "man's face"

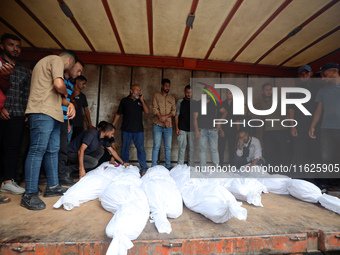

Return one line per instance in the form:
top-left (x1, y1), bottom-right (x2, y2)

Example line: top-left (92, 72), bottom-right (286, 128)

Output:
top-left (226, 89), bottom-right (233, 100)
top-left (238, 131), bottom-right (249, 143)
top-left (298, 69), bottom-right (313, 82)
top-left (320, 68), bottom-right (338, 83)
top-left (161, 82), bottom-right (170, 94)
top-left (262, 85), bottom-right (272, 98)
top-left (76, 80), bottom-right (87, 90)
top-left (69, 62), bottom-right (83, 80)
top-left (104, 129), bottom-right (115, 139)
top-left (64, 58), bottom-right (75, 71)
top-left (0, 39), bottom-right (21, 60)
top-left (184, 88), bottom-right (191, 100)
top-left (130, 85), bottom-right (141, 99)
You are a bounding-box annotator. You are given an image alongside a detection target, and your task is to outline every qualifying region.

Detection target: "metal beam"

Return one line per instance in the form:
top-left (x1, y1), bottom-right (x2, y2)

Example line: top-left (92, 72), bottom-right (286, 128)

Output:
top-left (146, 0), bottom-right (153, 56)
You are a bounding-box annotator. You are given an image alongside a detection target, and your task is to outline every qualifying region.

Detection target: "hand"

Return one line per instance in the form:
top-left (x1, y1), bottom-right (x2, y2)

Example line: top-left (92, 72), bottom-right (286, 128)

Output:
top-left (176, 128), bottom-right (180, 136)
top-left (218, 129), bottom-right (225, 137)
top-left (0, 107), bottom-right (10, 120)
top-left (0, 63), bottom-right (15, 78)
top-left (309, 127), bottom-right (316, 139)
top-left (195, 130), bottom-right (200, 139)
top-left (68, 123), bottom-right (71, 133)
top-left (290, 127), bottom-right (298, 137)
top-left (159, 115), bottom-right (167, 122)
top-left (139, 93), bottom-right (144, 101)
top-left (164, 120), bottom-right (171, 128)
top-left (67, 103), bottom-right (76, 119)
top-left (79, 168), bottom-right (86, 179)
top-left (88, 124), bottom-right (96, 129)
top-left (123, 162), bottom-right (130, 167)
top-left (238, 138), bottom-right (244, 146)
top-left (109, 157), bottom-right (118, 165)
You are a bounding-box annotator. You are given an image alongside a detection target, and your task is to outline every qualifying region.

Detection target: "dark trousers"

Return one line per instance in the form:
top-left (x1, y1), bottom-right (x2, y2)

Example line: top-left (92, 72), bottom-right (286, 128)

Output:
top-left (218, 127), bottom-right (237, 165)
top-left (15, 124), bottom-right (30, 182)
top-left (71, 126), bottom-right (84, 141)
top-left (58, 120), bottom-right (69, 179)
top-left (0, 117), bottom-right (25, 181)
top-left (67, 148), bottom-right (104, 173)
top-left (234, 156), bottom-right (265, 169)
top-left (320, 128), bottom-right (340, 164)
top-left (263, 130), bottom-right (292, 166)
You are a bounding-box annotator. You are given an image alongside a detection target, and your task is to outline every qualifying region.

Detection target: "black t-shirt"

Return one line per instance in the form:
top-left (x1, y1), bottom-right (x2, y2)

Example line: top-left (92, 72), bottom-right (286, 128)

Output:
top-left (68, 129), bottom-right (110, 154)
top-left (72, 92), bottom-right (88, 127)
top-left (117, 96), bottom-right (144, 132)
top-left (288, 80), bottom-right (322, 131)
top-left (194, 99), bottom-right (222, 129)
top-left (177, 98), bottom-right (191, 132)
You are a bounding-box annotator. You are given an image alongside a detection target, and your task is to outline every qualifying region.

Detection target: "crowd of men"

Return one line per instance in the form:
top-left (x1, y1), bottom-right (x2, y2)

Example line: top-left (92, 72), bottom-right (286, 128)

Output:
top-left (0, 32), bottom-right (339, 210)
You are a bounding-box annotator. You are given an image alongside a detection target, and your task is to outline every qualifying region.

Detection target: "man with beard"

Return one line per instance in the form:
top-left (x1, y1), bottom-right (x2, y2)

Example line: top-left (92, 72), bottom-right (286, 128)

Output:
top-left (152, 79), bottom-right (176, 170)
top-left (0, 34), bottom-right (30, 198)
top-left (57, 60), bottom-right (84, 186)
top-left (112, 84), bottom-right (149, 175)
top-left (287, 65), bottom-right (322, 165)
top-left (66, 123), bottom-right (129, 179)
top-left (175, 85), bottom-right (194, 166)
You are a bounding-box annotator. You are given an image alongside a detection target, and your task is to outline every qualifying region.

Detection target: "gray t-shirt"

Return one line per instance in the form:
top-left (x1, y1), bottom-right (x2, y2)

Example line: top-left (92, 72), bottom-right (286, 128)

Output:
top-left (316, 84), bottom-right (340, 129)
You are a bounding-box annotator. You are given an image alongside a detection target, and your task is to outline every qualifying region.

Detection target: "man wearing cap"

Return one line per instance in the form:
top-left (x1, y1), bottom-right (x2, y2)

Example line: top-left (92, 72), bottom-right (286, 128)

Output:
top-left (309, 63), bottom-right (340, 165)
top-left (287, 65), bottom-right (322, 165)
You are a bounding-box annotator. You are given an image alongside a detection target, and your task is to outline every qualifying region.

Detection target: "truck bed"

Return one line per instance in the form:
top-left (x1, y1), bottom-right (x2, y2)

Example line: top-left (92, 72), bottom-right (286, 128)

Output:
top-left (0, 188), bottom-right (339, 254)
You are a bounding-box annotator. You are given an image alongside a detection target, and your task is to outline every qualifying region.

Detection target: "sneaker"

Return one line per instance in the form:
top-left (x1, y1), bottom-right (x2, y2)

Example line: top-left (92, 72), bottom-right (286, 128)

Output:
top-left (0, 180), bottom-right (25, 195)
top-left (21, 192), bottom-right (46, 210)
top-left (43, 185), bottom-right (68, 197)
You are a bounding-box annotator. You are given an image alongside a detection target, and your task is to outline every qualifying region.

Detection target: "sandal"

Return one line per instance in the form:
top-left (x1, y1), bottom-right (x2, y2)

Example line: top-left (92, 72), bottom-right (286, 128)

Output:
top-left (0, 195), bottom-right (11, 204)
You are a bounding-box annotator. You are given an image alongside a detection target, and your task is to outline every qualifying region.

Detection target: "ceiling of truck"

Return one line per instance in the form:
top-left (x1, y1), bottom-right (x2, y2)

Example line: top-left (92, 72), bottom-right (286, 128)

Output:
top-left (0, 0), bottom-right (339, 68)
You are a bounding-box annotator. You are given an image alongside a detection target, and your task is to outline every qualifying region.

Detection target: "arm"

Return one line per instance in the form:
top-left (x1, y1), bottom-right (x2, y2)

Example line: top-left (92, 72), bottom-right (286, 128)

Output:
top-left (287, 108), bottom-right (298, 137)
top-left (107, 146), bottom-right (129, 166)
top-left (0, 63), bottom-right (14, 92)
top-left (309, 102), bottom-right (323, 139)
top-left (174, 115), bottom-right (180, 135)
top-left (193, 112), bottom-right (200, 139)
top-left (250, 139), bottom-right (262, 167)
top-left (112, 113), bottom-right (121, 127)
top-left (139, 93), bottom-right (149, 114)
top-left (236, 138), bottom-right (244, 157)
top-left (218, 107), bottom-right (228, 137)
top-left (84, 107), bottom-right (95, 129)
top-left (62, 98), bottom-right (76, 119)
top-left (78, 143), bottom-right (88, 179)
top-left (54, 78), bottom-right (68, 98)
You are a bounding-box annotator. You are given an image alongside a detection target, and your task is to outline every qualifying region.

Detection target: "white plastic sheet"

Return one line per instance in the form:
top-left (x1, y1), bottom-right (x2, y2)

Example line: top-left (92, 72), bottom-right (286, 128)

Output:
top-left (226, 178), bottom-right (268, 207)
top-left (257, 174), bottom-right (291, 195)
top-left (287, 179), bottom-right (322, 203)
top-left (100, 166), bottom-right (149, 255)
top-left (141, 165), bottom-right (183, 234)
top-left (53, 162), bottom-right (124, 210)
top-left (319, 193), bottom-right (340, 214)
top-left (170, 165), bottom-right (247, 223)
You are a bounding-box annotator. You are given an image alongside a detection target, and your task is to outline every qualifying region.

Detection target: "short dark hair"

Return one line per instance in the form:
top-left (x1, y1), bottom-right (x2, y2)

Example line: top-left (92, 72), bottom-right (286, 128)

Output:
top-left (162, 78), bottom-right (171, 85)
top-left (185, 85), bottom-right (191, 90)
top-left (59, 50), bottom-right (77, 62)
top-left (262, 83), bottom-right (272, 90)
top-left (76, 75), bottom-right (87, 82)
top-left (102, 123), bottom-right (115, 132)
top-left (238, 128), bottom-right (248, 134)
top-left (97, 121), bottom-right (108, 130)
top-left (76, 59), bottom-right (84, 68)
top-left (1, 33), bottom-right (21, 43)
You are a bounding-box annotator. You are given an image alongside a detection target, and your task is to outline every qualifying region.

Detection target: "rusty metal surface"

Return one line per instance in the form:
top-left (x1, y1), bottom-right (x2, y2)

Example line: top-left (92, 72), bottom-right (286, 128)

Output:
top-left (319, 231), bottom-right (340, 252)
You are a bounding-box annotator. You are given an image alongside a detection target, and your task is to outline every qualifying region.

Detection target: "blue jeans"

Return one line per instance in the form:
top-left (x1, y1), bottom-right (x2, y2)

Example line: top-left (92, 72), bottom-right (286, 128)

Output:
top-left (25, 114), bottom-right (60, 194)
top-left (152, 124), bottom-right (172, 168)
top-left (121, 131), bottom-right (148, 170)
top-left (199, 129), bottom-right (219, 167)
top-left (177, 130), bottom-right (194, 166)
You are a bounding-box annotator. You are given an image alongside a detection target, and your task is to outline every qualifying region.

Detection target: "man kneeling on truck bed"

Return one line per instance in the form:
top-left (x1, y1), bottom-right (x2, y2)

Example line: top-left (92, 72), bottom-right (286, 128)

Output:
top-left (66, 123), bottom-right (129, 180)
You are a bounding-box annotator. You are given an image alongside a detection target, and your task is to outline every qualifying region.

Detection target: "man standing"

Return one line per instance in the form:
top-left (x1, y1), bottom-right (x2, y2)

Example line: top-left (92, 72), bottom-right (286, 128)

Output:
top-left (193, 87), bottom-right (227, 167)
top-left (234, 129), bottom-right (265, 169)
top-left (309, 63), bottom-right (340, 165)
top-left (258, 83), bottom-right (291, 166)
top-left (112, 84), bottom-right (149, 175)
top-left (58, 60), bottom-right (84, 186)
top-left (152, 79), bottom-right (176, 169)
top-left (287, 65), bottom-right (322, 165)
top-left (175, 85), bottom-right (194, 166)
top-left (70, 75), bottom-right (95, 141)
top-left (67, 123), bottom-right (129, 179)
top-left (0, 34), bottom-right (30, 196)
top-left (21, 50), bottom-right (76, 210)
